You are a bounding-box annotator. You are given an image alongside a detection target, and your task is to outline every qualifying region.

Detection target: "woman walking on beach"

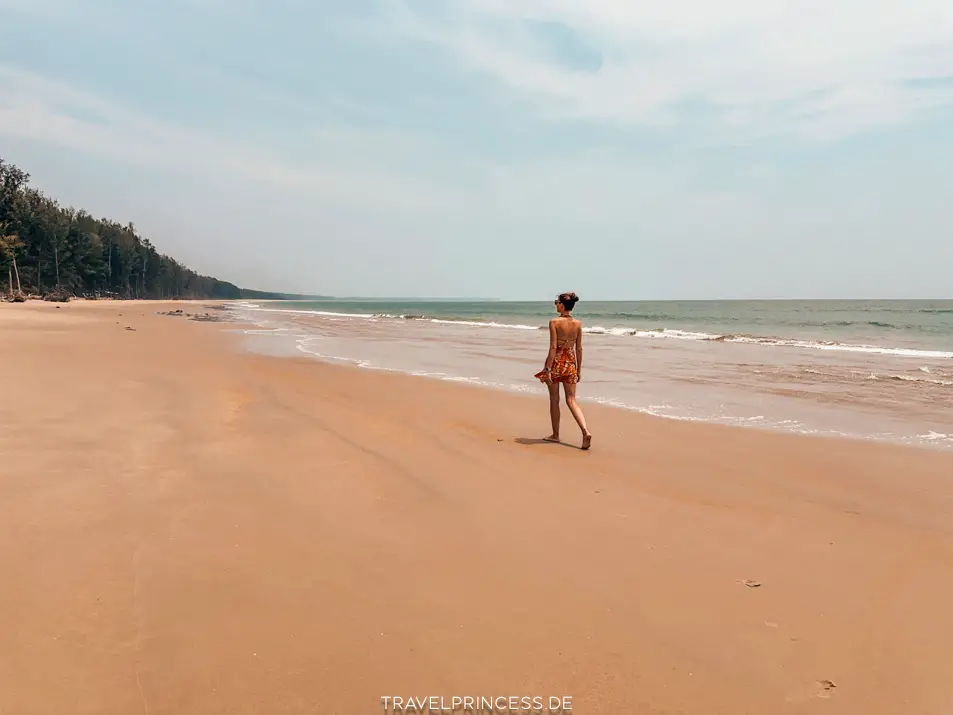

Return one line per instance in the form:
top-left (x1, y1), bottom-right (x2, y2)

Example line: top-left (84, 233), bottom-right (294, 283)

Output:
top-left (535, 292), bottom-right (593, 450)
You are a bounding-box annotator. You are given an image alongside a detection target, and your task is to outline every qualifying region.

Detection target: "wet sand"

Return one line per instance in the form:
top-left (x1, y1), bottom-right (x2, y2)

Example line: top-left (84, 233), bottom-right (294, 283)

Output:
top-left (2, 299), bottom-right (953, 714)
top-left (234, 303), bottom-right (953, 449)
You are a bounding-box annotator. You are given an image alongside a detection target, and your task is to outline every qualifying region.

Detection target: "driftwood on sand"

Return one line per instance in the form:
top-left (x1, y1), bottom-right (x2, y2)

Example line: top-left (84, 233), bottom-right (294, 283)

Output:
top-left (43, 289), bottom-right (71, 303)
top-left (156, 308), bottom-right (227, 323)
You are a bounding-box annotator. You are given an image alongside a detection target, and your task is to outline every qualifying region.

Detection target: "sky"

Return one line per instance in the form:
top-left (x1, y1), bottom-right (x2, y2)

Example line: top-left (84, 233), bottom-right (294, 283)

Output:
top-left (1, 0), bottom-right (952, 299)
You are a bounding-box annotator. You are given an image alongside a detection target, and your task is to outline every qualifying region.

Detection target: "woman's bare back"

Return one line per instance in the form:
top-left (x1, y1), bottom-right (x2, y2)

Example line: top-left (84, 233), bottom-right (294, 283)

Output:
top-left (551, 315), bottom-right (582, 348)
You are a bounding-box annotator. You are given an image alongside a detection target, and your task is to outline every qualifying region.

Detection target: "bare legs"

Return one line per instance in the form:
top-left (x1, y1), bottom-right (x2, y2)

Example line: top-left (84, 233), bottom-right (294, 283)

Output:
top-left (564, 382), bottom-right (592, 449)
top-left (545, 381), bottom-right (560, 442)
top-left (545, 381), bottom-right (592, 449)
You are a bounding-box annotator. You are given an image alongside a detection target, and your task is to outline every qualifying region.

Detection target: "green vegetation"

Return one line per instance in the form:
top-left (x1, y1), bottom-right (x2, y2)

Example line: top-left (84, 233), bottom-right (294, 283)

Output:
top-left (1, 157), bottom-right (311, 301)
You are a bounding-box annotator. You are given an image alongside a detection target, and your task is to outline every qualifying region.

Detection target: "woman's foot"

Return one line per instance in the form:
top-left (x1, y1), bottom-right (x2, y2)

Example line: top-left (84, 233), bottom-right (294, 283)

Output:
top-left (544, 434), bottom-right (560, 443)
top-left (581, 433), bottom-right (592, 450)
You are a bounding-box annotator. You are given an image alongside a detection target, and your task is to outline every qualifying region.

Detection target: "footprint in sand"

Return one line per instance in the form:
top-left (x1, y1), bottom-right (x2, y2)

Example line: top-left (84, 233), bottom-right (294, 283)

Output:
top-left (220, 388), bottom-right (254, 425)
top-left (784, 679), bottom-right (837, 703)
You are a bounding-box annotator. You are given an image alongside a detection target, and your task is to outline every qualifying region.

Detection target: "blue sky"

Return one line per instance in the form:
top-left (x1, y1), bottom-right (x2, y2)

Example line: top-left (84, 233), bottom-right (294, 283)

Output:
top-left (1, 0), bottom-right (952, 299)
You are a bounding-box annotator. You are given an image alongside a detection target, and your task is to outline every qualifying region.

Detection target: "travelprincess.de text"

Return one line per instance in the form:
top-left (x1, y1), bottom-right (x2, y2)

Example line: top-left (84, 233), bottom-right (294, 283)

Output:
top-left (380, 695), bottom-right (573, 713)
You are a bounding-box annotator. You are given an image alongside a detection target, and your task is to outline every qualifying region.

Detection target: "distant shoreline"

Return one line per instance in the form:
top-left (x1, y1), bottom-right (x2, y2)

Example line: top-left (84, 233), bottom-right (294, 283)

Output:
top-left (251, 296), bottom-right (950, 303)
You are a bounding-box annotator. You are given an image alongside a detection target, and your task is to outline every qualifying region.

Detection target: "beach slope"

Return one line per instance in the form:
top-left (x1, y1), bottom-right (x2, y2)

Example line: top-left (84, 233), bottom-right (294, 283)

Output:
top-left (1, 300), bottom-right (952, 714)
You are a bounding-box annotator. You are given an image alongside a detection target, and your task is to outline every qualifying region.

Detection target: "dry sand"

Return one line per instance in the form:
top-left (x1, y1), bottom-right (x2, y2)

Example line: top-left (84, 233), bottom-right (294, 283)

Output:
top-left (2, 299), bottom-right (952, 715)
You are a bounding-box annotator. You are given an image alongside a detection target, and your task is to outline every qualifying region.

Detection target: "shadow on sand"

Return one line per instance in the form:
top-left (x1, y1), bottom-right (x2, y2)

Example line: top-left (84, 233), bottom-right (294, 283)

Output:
top-left (513, 437), bottom-right (579, 449)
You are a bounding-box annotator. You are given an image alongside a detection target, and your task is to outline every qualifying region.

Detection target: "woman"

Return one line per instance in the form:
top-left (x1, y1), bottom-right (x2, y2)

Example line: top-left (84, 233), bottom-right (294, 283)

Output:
top-left (535, 292), bottom-right (593, 450)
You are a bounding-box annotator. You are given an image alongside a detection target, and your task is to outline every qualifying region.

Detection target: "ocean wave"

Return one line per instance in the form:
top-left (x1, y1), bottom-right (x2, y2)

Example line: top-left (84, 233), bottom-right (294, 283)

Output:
top-left (800, 367), bottom-right (953, 386)
top-left (230, 305), bottom-right (953, 359)
top-left (881, 374), bottom-right (953, 386)
top-left (597, 311), bottom-right (686, 321)
top-left (229, 330), bottom-right (953, 451)
top-left (425, 318), bottom-right (540, 331)
top-left (531, 313), bottom-right (928, 331)
top-left (586, 327), bottom-right (953, 358)
top-left (286, 308), bottom-right (380, 318)
top-left (783, 319), bottom-right (901, 329)
top-left (710, 333), bottom-right (953, 359)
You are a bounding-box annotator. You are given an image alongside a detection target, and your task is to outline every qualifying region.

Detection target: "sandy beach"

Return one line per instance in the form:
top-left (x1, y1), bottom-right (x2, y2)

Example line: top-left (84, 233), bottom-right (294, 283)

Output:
top-left (2, 299), bottom-right (952, 715)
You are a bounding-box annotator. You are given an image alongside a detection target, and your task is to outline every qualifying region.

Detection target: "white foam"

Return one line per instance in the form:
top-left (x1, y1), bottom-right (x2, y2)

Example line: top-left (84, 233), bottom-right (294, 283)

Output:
top-left (245, 307), bottom-right (378, 318)
top-left (886, 374), bottom-right (953, 386)
top-left (231, 305), bottom-right (953, 451)
top-left (742, 338), bottom-right (953, 359)
top-left (229, 304), bottom-right (953, 359)
top-left (427, 318), bottom-right (540, 331)
top-left (241, 327), bottom-right (294, 335)
top-left (231, 329), bottom-right (953, 452)
top-left (614, 329), bottom-right (953, 359)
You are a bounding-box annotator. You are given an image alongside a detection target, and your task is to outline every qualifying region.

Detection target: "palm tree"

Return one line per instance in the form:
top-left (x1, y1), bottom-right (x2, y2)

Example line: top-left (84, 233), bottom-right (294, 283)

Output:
top-left (0, 227), bottom-right (25, 299)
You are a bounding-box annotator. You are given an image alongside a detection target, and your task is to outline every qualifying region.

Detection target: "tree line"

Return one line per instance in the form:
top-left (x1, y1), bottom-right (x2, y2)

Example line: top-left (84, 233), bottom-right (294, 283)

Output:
top-left (0, 156), bottom-right (281, 301)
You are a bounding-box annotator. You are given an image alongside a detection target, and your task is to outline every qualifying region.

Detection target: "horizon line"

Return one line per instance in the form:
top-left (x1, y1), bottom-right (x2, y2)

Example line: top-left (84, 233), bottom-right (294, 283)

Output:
top-left (258, 295), bottom-right (953, 302)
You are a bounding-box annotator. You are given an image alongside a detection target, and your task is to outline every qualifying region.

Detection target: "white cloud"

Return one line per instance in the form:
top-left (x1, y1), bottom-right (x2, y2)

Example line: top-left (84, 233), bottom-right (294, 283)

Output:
top-left (0, 65), bottom-right (469, 214)
top-left (390, 0), bottom-right (953, 138)
top-left (0, 63), bottom-right (696, 225)
top-left (3, 2), bottom-right (951, 298)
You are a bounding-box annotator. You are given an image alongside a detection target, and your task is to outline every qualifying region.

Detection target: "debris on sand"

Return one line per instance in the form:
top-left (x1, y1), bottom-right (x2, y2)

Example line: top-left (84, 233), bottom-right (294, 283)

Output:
top-left (188, 313), bottom-right (225, 322)
top-left (43, 288), bottom-right (71, 303)
top-left (156, 308), bottom-right (225, 322)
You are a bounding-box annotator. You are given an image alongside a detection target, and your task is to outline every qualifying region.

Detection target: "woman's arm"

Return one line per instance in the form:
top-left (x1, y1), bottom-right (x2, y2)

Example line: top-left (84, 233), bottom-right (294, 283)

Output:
top-left (575, 326), bottom-right (583, 380)
top-left (545, 320), bottom-right (557, 370)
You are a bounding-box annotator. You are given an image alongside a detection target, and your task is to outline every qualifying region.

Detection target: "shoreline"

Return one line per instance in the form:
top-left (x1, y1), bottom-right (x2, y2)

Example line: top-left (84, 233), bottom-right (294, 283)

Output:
top-left (247, 327), bottom-right (953, 453)
top-left (228, 299), bottom-right (953, 358)
top-left (4, 297), bottom-right (950, 454)
top-left (230, 302), bottom-right (953, 453)
top-left (3, 299), bottom-right (953, 714)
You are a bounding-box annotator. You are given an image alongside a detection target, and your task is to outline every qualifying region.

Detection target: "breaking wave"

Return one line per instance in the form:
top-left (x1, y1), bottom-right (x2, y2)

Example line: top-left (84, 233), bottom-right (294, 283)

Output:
top-left (230, 305), bottom-right (953, 359)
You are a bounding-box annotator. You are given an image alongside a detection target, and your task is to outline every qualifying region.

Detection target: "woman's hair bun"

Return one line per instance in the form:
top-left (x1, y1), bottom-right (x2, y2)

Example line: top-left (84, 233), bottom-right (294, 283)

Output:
top-left (558, 292), bottom-right (580, 309)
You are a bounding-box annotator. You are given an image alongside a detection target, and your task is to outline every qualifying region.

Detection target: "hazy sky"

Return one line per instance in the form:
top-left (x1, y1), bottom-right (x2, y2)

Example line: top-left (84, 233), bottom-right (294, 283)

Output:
top-left (1, 0), bottom-right (952, 299)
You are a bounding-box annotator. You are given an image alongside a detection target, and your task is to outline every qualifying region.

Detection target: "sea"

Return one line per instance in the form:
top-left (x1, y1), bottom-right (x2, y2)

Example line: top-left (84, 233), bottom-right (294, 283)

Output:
top-left (228, 299), bottom-right (953, 450)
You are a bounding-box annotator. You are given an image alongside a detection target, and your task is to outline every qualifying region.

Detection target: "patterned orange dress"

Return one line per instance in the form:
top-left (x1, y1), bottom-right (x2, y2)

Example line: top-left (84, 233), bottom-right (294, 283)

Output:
top-left (535, 341), bottom-right (579, 384)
